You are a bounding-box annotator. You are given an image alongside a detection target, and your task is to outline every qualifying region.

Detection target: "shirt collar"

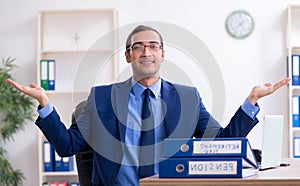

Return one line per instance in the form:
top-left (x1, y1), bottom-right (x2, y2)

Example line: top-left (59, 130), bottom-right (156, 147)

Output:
top-left (131, 77), bottom-right (161, 98)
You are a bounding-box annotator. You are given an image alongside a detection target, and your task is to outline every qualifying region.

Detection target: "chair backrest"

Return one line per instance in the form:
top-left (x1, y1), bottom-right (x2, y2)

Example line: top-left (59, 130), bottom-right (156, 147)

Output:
top-left (75, 147), bottom-right (94, 186)
top-left (72, 100), bottom-right (94, 186)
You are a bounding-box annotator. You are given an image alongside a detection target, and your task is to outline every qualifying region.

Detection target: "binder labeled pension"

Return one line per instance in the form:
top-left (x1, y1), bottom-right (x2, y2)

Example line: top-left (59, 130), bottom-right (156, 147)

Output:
top-left (159, 157), bottom-right (258, 178)
top-left (159, 138), bottom-right (258, 178)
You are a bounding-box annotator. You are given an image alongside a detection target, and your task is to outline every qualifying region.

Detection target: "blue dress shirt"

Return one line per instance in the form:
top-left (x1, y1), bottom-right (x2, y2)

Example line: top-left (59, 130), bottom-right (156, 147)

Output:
top-left (115, 78), bottom-right (164, 185)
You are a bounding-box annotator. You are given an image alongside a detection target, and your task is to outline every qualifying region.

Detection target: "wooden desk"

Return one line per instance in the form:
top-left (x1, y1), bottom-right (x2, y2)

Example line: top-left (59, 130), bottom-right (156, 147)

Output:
top-left (140, 158), bottom-right (300, 186)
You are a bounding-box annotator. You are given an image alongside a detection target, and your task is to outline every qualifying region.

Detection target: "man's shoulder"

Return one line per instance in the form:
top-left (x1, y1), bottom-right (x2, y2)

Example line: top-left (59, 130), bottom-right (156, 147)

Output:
top-left (92, 83), bottom-right (113, 90)
top-left (92, 78), bottom-right (131, 90)
top-left (162, 79), bottom-right (196, 91)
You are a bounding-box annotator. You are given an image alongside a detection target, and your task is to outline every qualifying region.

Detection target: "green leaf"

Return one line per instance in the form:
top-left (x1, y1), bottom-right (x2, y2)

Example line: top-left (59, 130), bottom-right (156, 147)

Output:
top-left (0, 57), bottom-right (34, 185)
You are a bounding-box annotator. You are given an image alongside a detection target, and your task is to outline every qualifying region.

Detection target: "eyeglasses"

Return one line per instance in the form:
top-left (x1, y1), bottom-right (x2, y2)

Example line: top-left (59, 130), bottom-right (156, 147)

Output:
top-left (127, 42), bottom-right (162, 52)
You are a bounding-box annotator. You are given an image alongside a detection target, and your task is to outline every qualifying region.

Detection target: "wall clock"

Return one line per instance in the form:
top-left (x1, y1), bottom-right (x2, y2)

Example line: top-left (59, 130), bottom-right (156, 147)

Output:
top-left (225, 10), bottom-right (255, 39)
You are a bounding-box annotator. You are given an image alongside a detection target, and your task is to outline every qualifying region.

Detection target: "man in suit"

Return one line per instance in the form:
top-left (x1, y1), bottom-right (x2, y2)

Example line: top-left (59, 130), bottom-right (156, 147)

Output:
top-left (7, 25), bottom-right (289, 186)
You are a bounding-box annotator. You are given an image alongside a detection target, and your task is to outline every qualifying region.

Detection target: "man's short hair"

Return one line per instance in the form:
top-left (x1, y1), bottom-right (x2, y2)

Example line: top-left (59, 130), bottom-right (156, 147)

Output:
top-left (126, 25), bottom-right (164, 51)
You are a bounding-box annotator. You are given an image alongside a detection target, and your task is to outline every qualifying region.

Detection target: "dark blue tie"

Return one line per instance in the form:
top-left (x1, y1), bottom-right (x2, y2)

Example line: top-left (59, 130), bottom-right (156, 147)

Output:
top-left (139, 88), bottom-right (155, 178)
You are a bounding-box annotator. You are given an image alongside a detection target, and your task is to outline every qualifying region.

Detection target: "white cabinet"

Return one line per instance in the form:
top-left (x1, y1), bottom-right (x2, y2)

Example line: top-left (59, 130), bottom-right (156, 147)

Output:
top-left (287, 5), bottom-right (300, 159)
top-left (37, 9), bottom-right (118, 185)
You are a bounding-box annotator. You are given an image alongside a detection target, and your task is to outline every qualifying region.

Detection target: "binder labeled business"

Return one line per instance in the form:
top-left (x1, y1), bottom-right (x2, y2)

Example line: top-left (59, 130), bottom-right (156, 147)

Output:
top-left (159, 157), bottom-right (258, 178)
top-left (160, 138), bottom-right (258, 178)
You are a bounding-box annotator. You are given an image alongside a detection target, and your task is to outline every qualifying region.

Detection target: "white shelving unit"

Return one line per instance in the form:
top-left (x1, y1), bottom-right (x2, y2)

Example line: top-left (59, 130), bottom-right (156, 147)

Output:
top-left (37, 9), bottom-right (118, 185)
top-left (287, 5), bottom-right (300, 159)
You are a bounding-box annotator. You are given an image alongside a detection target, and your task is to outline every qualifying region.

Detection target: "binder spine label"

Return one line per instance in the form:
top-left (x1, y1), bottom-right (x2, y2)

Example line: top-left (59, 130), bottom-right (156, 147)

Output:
top-left (44, 143), bottom-right (51, 163)
top-left (193, 140), bottom-right (242, 154)
top-left (188, 161), bottom-right (237, 175)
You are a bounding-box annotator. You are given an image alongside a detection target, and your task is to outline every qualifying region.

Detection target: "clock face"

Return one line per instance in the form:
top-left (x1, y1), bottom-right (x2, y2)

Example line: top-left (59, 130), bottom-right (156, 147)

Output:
top-left (225, 10), bottom-right (254, 39)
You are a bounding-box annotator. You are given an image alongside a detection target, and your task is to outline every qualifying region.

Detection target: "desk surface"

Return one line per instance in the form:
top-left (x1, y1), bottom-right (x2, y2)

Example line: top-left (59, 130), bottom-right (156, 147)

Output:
top-left (140, 158), bottom-right (300, 186)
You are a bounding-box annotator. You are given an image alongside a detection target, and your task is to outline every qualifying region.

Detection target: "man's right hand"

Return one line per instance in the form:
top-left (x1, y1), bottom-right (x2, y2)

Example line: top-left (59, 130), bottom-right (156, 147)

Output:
top-left (6, 78), bottom-right (49, 107)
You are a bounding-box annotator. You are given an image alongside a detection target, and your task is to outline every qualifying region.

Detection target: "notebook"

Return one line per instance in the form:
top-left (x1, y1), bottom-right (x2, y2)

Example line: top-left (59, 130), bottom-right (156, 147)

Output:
top-left (259, 115), bottom-right (284, 170)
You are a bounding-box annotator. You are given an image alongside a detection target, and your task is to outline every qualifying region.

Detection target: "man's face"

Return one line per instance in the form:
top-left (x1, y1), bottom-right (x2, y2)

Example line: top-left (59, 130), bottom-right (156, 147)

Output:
top-left (125, 30), bottom-right (165, 81)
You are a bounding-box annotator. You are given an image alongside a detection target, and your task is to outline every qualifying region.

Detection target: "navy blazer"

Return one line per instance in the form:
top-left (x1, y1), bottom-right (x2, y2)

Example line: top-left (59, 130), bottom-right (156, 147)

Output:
top-left (36, 78), bottom-right (259, 185)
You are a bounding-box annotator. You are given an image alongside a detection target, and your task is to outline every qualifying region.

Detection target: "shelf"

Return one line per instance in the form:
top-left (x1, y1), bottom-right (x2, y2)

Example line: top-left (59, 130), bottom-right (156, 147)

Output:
top-left (39, 50), bottom-right (117, 92)
top-left (287, 5), bottom-right (300, 159)
top-left (291, 128), bottom-right (300, 132)
top-left (290, 46), bottom-right (300, 49)
top-left (41, 8), bottom-right (116, 14)
top-left (39, 9), bottom-right (117, 52)
top-left (45, 90), bottom-right (89, 94)
top-left (288, 5), bottom-right (300, 47)
top-left (287, 86), bottom-right (300, 93)
top-left (37, 8), bottom-right (118, 185)
top-left (291, 85), bottom-right (300, 88)
top-left (42, 171), bottom-right (78, 176)
top-left (40, 49), bottom-right (115, 54)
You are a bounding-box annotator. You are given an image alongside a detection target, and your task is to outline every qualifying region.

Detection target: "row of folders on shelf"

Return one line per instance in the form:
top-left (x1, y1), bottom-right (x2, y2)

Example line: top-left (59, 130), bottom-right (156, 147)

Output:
top-left (43, 141), bottom-right (74, 172)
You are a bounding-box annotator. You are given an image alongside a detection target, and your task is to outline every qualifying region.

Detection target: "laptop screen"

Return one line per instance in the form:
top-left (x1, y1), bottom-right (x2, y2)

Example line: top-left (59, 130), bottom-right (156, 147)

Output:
top-left (260, 115), bottom-right (284, 170)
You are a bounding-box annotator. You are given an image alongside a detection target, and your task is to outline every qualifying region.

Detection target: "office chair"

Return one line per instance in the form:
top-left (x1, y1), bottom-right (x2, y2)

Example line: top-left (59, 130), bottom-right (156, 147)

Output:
top-left (72, 100), bottom-right (94, 186)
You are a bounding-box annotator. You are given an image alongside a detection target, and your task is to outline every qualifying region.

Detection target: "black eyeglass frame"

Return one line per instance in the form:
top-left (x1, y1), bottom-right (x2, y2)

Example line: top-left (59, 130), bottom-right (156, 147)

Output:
top-left (126, 41), bottom-right (163, 52)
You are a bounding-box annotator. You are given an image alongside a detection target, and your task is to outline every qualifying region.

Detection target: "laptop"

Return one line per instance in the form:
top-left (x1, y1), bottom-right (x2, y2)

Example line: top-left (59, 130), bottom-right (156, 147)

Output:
top-left (259, 115), bottom-right (284, 170)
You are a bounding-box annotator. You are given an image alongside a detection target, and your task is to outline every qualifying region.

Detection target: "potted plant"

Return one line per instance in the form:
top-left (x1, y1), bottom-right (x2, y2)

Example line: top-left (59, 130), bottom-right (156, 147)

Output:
top-left (0, 57), bottom-right (34, 186)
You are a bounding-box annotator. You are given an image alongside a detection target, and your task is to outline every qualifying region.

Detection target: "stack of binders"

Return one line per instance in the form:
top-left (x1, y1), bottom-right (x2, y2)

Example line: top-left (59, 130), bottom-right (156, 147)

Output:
top-left (159, 138), bottom-right (258, 178)
top-left (40, 59), bottom-right (55, 90)
top-left (43, 141), bottom-right (74, 172)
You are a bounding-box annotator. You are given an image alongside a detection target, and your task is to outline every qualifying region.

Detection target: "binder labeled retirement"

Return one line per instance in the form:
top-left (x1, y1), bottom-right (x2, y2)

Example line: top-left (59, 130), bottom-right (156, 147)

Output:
top-left (159, 138), bottom-right (258, 178)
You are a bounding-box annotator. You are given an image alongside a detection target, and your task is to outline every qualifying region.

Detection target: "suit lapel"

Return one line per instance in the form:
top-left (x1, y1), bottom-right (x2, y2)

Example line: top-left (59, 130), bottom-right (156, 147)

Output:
top-left (161, 79), bottom-right (179, 136)
top-left (112, 78), bottom-right (132, 143)
top-left (161, 79), bottom-right (199, 138)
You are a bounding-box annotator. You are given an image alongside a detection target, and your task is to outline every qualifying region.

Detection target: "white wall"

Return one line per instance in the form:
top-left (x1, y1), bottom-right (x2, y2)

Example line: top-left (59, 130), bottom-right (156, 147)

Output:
top-left (0, 0), bottom-right (298, 185)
